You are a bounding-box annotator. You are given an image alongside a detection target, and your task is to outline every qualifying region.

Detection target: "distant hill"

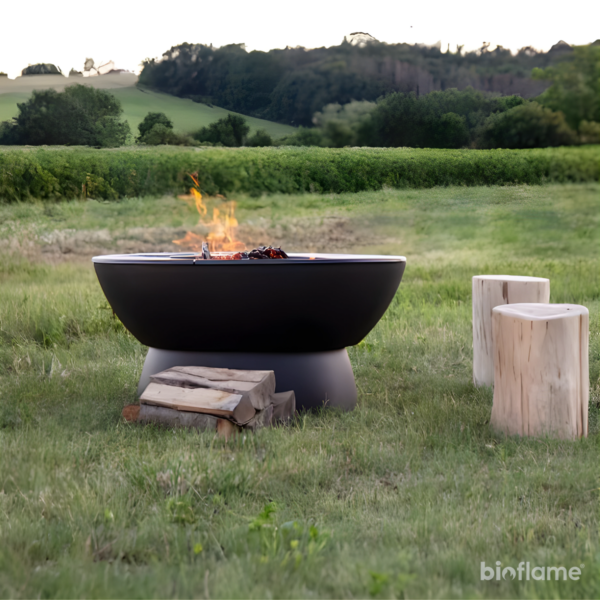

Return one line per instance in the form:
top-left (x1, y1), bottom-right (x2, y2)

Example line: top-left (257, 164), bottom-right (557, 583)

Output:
top-left (138, 40), bottom-right (578, 125)
top-left (0, 74), bottom-right (296, 139)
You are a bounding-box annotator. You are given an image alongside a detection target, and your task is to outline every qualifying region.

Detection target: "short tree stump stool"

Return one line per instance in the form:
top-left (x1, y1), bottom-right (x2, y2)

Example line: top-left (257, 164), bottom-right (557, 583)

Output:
top-left (473, 275), bottom-right (550, 387)
top-left (491, 303), bottom-right (589, 439)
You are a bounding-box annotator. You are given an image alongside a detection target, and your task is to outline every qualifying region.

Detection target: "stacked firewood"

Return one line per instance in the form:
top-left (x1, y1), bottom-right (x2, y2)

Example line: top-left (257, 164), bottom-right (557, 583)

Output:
top-left (122, 366), bottom-right (295, 439)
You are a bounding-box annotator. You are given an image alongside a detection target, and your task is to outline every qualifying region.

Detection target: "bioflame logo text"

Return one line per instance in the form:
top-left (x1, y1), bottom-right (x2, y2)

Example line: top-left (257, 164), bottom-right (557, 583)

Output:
top-left (481, 561), bottom-right (583, 581)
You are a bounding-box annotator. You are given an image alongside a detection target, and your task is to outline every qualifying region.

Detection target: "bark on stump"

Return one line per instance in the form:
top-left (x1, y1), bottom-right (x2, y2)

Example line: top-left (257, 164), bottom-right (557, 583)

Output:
top-left (491, 303), bottom-right (589, 439)
top-left (472, 275), bottom-right (550, 387)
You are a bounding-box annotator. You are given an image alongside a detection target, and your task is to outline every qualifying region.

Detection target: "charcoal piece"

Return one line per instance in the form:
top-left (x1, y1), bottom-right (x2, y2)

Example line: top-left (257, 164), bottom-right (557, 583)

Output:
top-left (245, 245), bottom-right (289, 260)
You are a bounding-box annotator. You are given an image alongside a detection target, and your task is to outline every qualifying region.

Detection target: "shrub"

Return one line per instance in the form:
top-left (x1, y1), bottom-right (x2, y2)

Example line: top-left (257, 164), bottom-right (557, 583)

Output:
top-left (192, 114), bottom-right (250, 147)
top-left (0, 84), bottom-right (130, 147)
top-left (476, 102), bottom-right (578, 149)
top-left (289, 89), bottom-right (527, 149)
top-left (0, 121), bottom-right (19, 145)
top-left (312, 101), bottom-right (376, 147)
top-left (138, 112), bottom-right (173, 139)
top-left (245, 129), bottom-right (273, 147)
top-left (280, 127), bottom-right (325, 147)
top-left (138, 124), bottom-right (197, 146)
top-left (578, 120), bottom-right (600, 144)
top-left (0, 146), bottom-right (597, 202)
top-left (136, 113), bottom-right (196, 146)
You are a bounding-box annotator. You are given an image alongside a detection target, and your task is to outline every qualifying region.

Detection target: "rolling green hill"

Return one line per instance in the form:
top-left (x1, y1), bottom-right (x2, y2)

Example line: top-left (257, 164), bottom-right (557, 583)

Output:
top-left (0, 76), bottom-right (296, 140)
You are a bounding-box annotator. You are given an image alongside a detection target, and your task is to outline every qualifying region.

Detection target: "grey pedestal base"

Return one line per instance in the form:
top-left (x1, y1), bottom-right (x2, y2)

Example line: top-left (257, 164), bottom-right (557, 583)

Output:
top-left (138, 348), bottom-right (357, 412)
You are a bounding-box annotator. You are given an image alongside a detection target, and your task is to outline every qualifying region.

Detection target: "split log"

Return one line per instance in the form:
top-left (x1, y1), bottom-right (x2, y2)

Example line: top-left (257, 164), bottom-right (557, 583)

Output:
top-left (245, 404), bottom-right (274, 432)
top-left (150, 366), bottom-right (275, 410)
top-left (216, 418), bottom-right (239, 441)
top-left (271, 390), bottom-right (296, 423)
top-left (140, 383), bottom-right (255, 424)
top-left (472, 275), bottom-right (550, 387)
top-left (491, 303), bottom-right (588, 439)
top-left (121, 403), bottom-right (240, 438)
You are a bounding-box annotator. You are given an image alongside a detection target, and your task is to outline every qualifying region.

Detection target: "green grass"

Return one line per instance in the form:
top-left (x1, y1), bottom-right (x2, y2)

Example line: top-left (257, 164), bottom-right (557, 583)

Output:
top-left (0, 184), bottom-right (598, 598)
top-left (0, 87), bottom-right (296, 139)
top-left (0, 145), bottom-right (598, 202)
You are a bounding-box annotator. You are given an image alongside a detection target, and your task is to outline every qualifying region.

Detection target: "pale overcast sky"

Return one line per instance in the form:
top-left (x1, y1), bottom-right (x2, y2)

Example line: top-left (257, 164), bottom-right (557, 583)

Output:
top-left (1, 0), bottom-right (598, 78)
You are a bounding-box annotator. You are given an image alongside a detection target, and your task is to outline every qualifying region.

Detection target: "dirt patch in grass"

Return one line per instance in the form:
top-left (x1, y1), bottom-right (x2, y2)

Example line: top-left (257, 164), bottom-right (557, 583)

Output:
top-left (2, 215), bottom-right (395, 263)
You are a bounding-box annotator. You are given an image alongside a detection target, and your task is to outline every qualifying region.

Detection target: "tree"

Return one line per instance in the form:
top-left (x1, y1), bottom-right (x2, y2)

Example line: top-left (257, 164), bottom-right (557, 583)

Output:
top-left (533, 45), bottom-right (600, 129)
top-left (312, 101), bottom-right (376, 147)
top-left (367, 90), bottom-right (473, 148)
top-left (279, 127), bottom-right (325, 146)
top-left (192, 114), bottom-right (250, 147)
top-left (475, 102), bottom-right (577, 148)
top-left (138, 112), bottom-right (173, 139)
top-left (3, 84), bottom-right (130, 147)
top-left (138, 40), bottom-right (569, 126)
top-left (21, 63), bottom-right (63, 76)
top-left (245, 129), bottom-right (273, 147)
top-left (136, 112), bottom-right (197, 145)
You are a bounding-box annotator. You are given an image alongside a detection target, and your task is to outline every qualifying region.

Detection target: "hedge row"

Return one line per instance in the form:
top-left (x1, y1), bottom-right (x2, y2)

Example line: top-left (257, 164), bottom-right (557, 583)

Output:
top-left (0, 145), bottom-right (598, 201)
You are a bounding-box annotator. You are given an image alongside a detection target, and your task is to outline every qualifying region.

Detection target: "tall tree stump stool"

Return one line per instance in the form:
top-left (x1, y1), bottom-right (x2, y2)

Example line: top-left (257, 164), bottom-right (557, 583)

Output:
top-left (491, 303), bottom-right (589, 439)
top-left (473, 275), bottom-right (550, 387)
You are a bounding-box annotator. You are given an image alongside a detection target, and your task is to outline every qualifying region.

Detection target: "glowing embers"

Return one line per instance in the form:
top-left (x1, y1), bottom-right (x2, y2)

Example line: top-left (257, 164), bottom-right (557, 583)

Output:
top-left (200, 244), bottom-right (289, 261)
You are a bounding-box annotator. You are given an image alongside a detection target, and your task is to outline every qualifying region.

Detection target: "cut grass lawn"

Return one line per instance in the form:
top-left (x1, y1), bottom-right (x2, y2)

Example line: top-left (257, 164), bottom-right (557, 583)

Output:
top-left (0, 80), bottom-right (296, 139)
top-left (0, 184), bottom-right (598, 598)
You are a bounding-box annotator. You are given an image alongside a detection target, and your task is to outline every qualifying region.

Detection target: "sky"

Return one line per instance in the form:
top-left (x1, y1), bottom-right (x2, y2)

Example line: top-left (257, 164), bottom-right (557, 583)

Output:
top-left (1, 0), bottom-right (599, 78)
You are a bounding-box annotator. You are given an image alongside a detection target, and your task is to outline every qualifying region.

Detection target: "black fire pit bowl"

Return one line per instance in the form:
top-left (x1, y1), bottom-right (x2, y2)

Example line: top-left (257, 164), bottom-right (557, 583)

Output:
top-left (93, 252), bottom-right (406, 411)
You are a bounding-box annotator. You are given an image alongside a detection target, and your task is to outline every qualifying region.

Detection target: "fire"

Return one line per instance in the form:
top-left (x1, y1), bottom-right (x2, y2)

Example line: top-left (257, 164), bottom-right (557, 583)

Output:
top-left (173, 174), bottom-right (245, 253)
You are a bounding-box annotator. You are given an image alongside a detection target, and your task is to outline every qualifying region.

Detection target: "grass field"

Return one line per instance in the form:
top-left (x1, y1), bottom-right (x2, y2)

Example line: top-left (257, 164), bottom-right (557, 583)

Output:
top-left (0, 76), bottom-right (296, 139)
top-left (0, 184), bottom-right (598, 598)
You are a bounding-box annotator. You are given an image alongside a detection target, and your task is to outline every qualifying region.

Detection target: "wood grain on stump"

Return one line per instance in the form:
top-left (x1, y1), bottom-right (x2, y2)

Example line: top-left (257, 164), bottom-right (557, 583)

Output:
top-left (491, 303), bottom-right (589, 439)
top-left (473, 275), bottom-right (550, 387)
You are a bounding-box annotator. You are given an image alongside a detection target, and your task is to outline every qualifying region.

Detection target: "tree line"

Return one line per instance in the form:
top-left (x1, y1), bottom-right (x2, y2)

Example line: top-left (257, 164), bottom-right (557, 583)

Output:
top-left (0, 42), bottom-right (598, 150)
top-left (138, 39), bottom-right (594, 126)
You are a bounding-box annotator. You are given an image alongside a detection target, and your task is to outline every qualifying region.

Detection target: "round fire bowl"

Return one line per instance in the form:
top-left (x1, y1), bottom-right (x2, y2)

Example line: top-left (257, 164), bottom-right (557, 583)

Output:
top-left (92, 253), bottom-right (407, 353)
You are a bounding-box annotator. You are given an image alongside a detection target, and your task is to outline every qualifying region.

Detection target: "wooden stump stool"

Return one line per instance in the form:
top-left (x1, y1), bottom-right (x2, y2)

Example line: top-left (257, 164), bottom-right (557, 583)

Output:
top-left (491, 303), bottom-right (589, 439)
top-left (473, 275), bottom-right (550, 387)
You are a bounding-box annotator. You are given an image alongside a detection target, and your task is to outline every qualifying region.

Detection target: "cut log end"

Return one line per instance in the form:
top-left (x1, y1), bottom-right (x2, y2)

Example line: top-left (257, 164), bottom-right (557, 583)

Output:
top-left (122, 404), bottom-right (140, 422)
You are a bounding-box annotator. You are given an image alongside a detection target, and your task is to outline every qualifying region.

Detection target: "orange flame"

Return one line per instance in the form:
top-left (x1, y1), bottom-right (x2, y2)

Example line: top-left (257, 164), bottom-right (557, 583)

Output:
top-left (173, 174), bottom-right (245, 253)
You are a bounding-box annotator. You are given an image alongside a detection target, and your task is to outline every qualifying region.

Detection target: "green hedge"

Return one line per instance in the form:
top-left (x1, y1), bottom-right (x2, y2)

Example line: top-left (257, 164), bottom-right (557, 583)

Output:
top-left (0, 145), bottom-right (598, 201)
